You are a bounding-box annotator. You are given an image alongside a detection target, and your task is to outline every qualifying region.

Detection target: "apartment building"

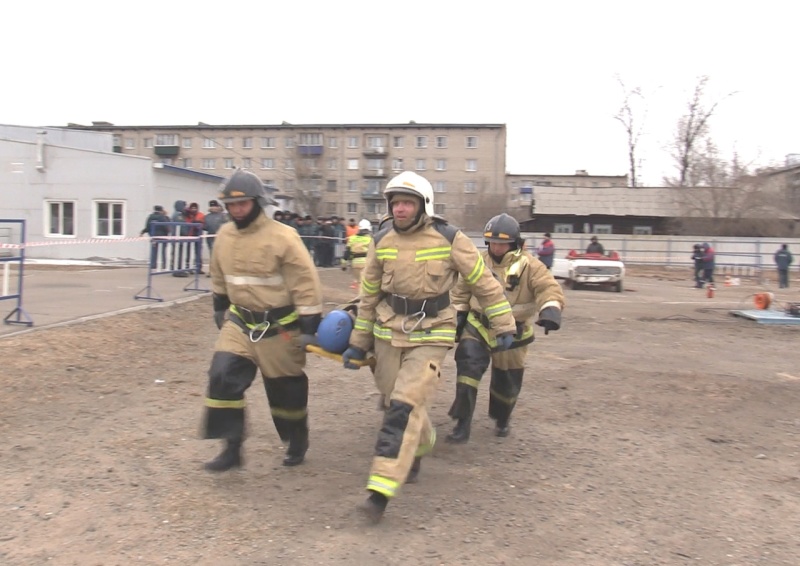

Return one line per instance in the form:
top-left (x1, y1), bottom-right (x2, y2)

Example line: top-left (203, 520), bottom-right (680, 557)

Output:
top-left (69, 122), bottom-right (508, 230)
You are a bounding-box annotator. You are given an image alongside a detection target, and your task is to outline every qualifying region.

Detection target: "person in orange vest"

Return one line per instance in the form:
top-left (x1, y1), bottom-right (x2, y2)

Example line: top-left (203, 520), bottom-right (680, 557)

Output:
top-left (345, 218), bottom-right (359, 239)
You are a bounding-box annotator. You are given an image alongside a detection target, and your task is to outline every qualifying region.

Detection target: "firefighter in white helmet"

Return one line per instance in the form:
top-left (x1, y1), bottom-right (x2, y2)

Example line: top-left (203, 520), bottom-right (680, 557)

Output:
top-left (446, 213), bottom-right (565, 443)
top-left (341, 171), bottom-right (518, 522)
top-left (345, 219), bottom-right (373, 289)
top-left (201, 170), bottom-right (323, 471)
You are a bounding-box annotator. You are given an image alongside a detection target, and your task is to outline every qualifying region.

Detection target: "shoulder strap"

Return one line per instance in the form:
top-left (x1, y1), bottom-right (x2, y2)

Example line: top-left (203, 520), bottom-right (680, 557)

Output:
top-left (432, 217), bottom-right (459, 244)
top-left (373, 225), bottom-right (393, 246)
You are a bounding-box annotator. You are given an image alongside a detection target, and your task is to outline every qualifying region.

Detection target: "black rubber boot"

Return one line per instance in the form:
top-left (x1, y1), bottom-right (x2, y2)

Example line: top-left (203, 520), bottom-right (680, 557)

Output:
top-left (446, 418), bottom-right (471, 444)
top-left (406, 457), bottom-right (422, 484)
top-left (204, 439), bottom-right (242, 472)
top-left (495, 419), bottom-right (511, 437)
top-left (357, 491), bottom-right (388, 523)
top-left (283, 430), bottom-right (309, 467)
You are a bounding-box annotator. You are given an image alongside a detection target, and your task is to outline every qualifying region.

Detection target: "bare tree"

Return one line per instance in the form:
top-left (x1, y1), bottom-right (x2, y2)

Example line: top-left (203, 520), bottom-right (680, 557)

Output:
top-left (613, 76), bottom-right (646, 187)
top-left (665, 76), bottom-right (735, 187)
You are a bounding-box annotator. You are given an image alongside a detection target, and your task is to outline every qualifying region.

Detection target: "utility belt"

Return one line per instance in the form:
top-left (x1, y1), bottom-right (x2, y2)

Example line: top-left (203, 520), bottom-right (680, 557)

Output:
top-left (229, 304), bottom-right (299, 342)
top-left (385, 292), bottom-right (450, 317)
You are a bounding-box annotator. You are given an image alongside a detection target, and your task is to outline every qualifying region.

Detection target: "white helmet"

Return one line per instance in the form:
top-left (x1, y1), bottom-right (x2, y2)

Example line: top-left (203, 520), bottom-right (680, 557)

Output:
top-left (384, 171), bottom-right (434, 217)
top-left (358, 219), bottom-right (372, 231)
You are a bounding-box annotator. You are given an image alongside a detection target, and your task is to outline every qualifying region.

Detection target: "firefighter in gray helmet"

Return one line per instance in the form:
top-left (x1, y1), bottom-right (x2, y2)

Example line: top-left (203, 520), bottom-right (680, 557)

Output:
top-left (201, 169), bottom-right (323, 471)
top-left (447, 212), bottom-right (565, 443)
top-left (342, 172), bottom-right (518, 522)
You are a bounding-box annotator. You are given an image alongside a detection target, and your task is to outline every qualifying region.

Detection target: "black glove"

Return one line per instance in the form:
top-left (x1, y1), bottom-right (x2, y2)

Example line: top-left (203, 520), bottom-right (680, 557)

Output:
top-left (455, 311), bottom-right (468, 342)
top-left (298, 333), bottom-right (317, 350)
top-left (299, 314), bottom-right (322, 335)
top-left (494, 332), bottom-right (514, 351)
top-left (342, 346), bottom-right (366, 369)
top-left (212, 293), bottom-right (231, 330)
top-left (536, 306), bottom-right (561, 335)
top-left (514, 321), bottom-right (525, 339)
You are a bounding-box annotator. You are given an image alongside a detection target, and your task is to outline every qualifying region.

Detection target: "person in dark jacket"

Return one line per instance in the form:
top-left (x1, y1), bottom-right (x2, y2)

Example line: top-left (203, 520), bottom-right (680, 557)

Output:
top-left (700, 243), bottom-right (715, 285)
top-left (170, 200), bottom-right (190, 276)
top-left (203, 200), bottom-right (229, 260)
top-left (691, 244), bottom-right (704, 288)
top-left (585, 236), bottom-right (605, 255)
top-left (140, 205), bottom-right (171, 269)
top-left (774, 244), bottom-right (794, 288)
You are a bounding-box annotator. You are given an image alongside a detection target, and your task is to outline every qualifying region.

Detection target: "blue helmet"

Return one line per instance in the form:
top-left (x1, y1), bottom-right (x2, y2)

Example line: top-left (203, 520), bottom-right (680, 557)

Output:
top-left (316, 310), bottom-right (353, 354)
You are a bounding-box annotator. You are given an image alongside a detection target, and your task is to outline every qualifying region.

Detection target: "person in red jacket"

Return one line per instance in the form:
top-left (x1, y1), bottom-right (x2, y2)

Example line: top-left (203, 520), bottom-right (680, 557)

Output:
top-left (184, 203), bottom-right (206, 274)
top-left (536, 232), bottom-right (555, 269)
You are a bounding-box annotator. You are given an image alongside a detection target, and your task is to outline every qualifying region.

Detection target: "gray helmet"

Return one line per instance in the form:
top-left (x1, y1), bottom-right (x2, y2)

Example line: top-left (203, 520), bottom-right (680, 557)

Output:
top-left (483, 213), bottom-right (522, 247)
top-left (218, 170), bottom-right (276, 208)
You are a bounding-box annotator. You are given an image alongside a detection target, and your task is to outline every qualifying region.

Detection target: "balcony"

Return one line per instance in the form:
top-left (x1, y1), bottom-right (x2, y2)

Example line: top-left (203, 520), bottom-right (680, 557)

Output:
top-left (363, 169), bottom-right (387, 178)
top-left (363, 146), bottom-right (387, 156)
top-left (154, 145), bottom-right (179, 156)
top-left (297, 145), bottom-right (323, 156)
top-left (361, 191), bottom-right (384, 200)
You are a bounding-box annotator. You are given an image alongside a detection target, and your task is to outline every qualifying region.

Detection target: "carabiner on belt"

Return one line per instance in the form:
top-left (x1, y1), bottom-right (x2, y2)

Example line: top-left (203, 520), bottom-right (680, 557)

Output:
top-left (249, 321), bottom-right (271, 343)
top-left (401, 299), bottom-right (427, 334)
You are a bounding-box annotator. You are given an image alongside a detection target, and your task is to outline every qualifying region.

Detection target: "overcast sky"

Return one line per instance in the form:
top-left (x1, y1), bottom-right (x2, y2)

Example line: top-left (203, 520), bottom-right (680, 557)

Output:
top-left (3, 1), bottom-right (797, 185)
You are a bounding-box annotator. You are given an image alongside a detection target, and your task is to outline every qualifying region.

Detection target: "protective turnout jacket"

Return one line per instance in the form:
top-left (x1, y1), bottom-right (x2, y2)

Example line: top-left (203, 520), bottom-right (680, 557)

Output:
top-left (351, 216), bottom-right (517, 350)
top-left (451, 248), bottom-right (565, 348)
top-left (210, 212), bottom-right (323, 319)
top-left (347, 232), bottom-right (372, 268)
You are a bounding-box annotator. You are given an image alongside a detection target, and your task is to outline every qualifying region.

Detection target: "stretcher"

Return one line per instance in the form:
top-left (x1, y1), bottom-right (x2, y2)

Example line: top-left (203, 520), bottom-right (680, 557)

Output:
top-left (305, 344), bottom-right (376, 369)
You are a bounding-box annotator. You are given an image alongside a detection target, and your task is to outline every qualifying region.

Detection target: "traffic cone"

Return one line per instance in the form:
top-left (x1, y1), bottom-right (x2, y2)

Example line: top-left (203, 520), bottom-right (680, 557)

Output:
top-left (724, 275), bottom-right (732, 287)
top-left (706, 283), bottom-right (715, 298)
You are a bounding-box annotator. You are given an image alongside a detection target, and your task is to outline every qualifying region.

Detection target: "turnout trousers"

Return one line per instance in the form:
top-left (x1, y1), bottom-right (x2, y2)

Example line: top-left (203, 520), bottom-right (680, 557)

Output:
top-left (202, 321), bottom-right (309, 446)
top-left (367, 341), bottom-right (447, 498)
top-left (448, 333), bottom-right (528, 426)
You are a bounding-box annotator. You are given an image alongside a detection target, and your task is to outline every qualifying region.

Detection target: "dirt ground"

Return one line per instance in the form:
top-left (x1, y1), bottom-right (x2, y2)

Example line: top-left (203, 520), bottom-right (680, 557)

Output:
top-left (1, 267), bottom-right (799, 566)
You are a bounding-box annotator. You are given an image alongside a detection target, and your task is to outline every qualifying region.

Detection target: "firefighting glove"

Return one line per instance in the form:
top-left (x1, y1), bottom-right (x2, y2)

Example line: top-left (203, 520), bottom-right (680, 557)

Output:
top-left (455, 311), bottom-right (468, 342)
top-left (495, 332), bottom-right (514, 351)
top-left (298, 333), bottom-right (318, 350)
top-left (536, 306), bottom-right (562, 335)
top-left (342, 346), bottom-right (366, 370)
top-left (212, 293), bottom-right (231, 330)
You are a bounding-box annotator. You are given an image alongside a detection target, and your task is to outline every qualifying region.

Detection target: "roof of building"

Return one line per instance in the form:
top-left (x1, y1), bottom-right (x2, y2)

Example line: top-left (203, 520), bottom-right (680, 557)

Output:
top-left (66, 122), bottom-right (506, 131)
top-left (534, 186), bottom-right (679, 216)
top-left (152, 163), bottom-right (224, 182)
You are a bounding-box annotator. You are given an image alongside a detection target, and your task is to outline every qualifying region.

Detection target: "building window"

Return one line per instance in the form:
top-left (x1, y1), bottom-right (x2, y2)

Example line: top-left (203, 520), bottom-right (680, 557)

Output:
top-left (285, 180), bottom-right (295, 192)
top-left (261, 158), bottom-right (274, 169)
top-left (415, 136), bottom-right (427, 149)
top-left (326, 202), bottom-right (337, 214)
top-left (466, 136), bottom-right (478, 148)
top-left (45, 201), bottom-right (75, 237)
top-left (434, 204), bottom-right (445, 215)
top-left (367, 159), bottom-right (385, 170)
top-left (160, 158), bottom-right (173, 166)
top-left (366, 179), bottom-right (382, 193)
top-left (347, 202), bottom-right (358, 213)
top-left (464, 181), bottom-right (477, 193)
top-left (326, 180), bottom-right (337, 192)
top-left (347, 158), bottom-right (359, 170)
top-left (285, 158), bottom-right (294, 170)
top-left (155, 134), bottom-right (178, 146)
top-left (285, 137), bottom-right (296, 148)
top-left (554, 223), bottom-right (573, 234)
top-left (348, 180), bottom-right (358, 192)
top-left (182, 137), bottom-right (192, 149)
top-left (435, 159), bottom-right (446, 171)
top-left (325, 136), bottom-right (337, 149)
top-left (393, 136), bottom-right (404, 149)
top-left (224, 158), bottom-right (235, 169)
top-left (633, 226), bottom-right (652, 235)
top-left (366, 202), bottom-right (386, 215)
top-left (347, 136), bottom-right (359, 148)
top-left (594, 224), bottom-right (613, 234)
top-left (112, 135), bottom-right (121, 147)
top-left (181, 158), bottom-right (192, 169)
top-left (435, 136), bottom-right (448, 148)
top-left (125, 138), bottom-right (136, 149)
top-left (242, 158), bottom-right (252, 169)
top-left (433, 181), bottom-right (446, 193)
top-left (224, 137), bottom-right (234, 149)
top-left (203, 138), bottom-right (216, 149)
top-left (367, 136), bottom-right (386, 149)
top-left (328, 158), bottom-right (337, 170)
top-left (143, 138), bottom-right (153, 148)
top-left (94, 201), bottom-right (125, 237)
top-left (202, 158), bottom-right (216, 169)
top-left (415, 159), bottom-right (426, 171)
top-left (242, 137), bottom-right (253, 149)
top-left (261, 137), bottom-right (275, 148)
top-left (392, 158), bottom-right (404, 171)
top-left (300, 133), bottom-right (323, 145)
top-left (466, 159), bottom-right (477, 172)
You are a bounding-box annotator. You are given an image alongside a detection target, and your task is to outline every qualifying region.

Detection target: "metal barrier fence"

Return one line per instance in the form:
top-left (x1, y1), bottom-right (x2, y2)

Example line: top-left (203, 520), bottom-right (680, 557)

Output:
top-left (0, 219), bottom-right (33, 326)
top-left (134, 222), bottom-right (208, 301)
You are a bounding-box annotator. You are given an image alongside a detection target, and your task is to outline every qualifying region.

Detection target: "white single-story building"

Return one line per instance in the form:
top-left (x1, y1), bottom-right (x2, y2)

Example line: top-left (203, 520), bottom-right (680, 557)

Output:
top-left (0, 125), bottom-right (228, 262)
